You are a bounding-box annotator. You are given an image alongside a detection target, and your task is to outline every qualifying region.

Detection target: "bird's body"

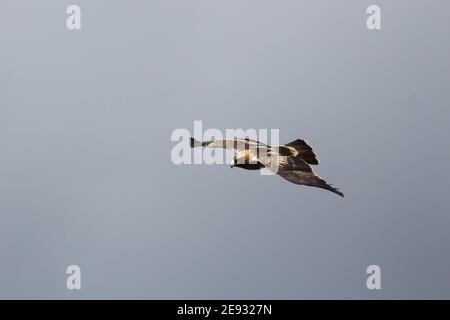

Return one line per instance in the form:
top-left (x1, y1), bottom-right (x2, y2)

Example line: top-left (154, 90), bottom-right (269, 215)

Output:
top-left (190, 137), bottom-right (344, 197)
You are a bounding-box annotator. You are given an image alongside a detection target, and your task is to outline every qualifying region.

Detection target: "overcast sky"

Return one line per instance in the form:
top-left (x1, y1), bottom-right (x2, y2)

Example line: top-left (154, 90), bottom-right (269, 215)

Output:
top-left (0, 0), bottom-right (449, 298)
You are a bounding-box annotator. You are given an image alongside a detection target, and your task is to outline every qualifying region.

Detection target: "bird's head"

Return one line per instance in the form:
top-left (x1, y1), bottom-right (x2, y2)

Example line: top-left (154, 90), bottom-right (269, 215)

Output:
top-left (231, 153), bottom-right (264, 170)
top-left (230, 158), bottom-right (237, 168)
top-left (230, 154), bottom-right (247, 169)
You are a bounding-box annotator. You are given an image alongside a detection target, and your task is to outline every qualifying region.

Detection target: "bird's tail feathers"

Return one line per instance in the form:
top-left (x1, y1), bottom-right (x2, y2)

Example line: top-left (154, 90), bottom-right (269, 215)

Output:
top-left (285, 139), bottom-right (319, 165)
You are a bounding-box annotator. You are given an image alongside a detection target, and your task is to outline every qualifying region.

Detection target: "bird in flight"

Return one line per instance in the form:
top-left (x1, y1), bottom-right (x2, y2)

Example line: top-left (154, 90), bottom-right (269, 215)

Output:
top-left (190, 137), bottom-right (344, 197)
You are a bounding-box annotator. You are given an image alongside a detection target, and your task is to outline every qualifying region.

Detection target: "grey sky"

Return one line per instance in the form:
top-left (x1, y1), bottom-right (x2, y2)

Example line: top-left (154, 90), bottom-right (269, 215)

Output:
top-left (0, 0), bottom-right (449, 298)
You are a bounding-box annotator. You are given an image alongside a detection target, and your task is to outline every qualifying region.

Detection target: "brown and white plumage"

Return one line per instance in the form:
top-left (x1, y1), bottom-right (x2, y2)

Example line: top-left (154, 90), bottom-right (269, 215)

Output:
top-left (190, 137), bottom-right (344, 197)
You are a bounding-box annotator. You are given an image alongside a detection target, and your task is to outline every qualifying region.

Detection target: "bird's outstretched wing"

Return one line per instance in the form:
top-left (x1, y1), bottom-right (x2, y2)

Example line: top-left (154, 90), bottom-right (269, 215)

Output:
top-left (267, 155), bottom-right (344, 197)
top-left (190, 137), bottom-right (269, 154)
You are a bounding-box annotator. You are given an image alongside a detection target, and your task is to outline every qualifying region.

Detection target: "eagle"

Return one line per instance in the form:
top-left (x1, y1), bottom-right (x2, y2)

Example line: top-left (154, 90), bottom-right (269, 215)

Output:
top-left (190, 137), bottom-right (344, 197)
